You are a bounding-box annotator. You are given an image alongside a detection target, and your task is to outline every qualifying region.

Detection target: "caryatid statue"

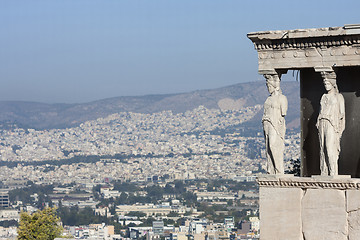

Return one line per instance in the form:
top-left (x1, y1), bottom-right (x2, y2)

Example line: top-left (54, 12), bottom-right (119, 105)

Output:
top-left (262, 73), bottom-right (288, 174)
top-left (316, 71), bottom-right (345, 176)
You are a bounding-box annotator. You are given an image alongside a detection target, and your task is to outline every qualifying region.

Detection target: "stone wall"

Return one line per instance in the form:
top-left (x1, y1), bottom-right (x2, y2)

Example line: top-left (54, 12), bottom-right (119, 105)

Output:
top-left (258, 175), bottom-right (360, 240)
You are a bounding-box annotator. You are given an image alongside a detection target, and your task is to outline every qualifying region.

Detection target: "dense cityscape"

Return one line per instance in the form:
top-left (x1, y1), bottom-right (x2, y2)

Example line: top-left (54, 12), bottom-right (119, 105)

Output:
top-left (0, 105), bottom-right (300, 239)
top-left (1, 0), bottom-right (357, 238)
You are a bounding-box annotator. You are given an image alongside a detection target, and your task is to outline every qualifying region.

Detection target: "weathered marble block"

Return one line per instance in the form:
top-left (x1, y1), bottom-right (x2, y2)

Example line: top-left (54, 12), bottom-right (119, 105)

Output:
top-left (260, 187), bottom-right (302, 240)
top-left (258, 175), bottom-right (360, 240)
top-left (347, 190), bottom-right (360, 240)
top-left (302, 189), bottom-right (347, 240)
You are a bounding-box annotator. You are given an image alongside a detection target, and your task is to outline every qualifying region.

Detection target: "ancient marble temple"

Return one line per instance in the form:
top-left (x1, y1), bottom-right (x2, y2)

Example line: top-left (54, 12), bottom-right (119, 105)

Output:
top-left (248, 25), bottom-right (360, 240)
top-left (248, 24), bottom-right (360, 177)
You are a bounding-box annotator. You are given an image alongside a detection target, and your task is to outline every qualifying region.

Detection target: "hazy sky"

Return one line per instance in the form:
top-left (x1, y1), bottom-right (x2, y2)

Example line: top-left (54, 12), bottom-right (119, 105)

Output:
top-left (1, 0), bottom-right (359, 103)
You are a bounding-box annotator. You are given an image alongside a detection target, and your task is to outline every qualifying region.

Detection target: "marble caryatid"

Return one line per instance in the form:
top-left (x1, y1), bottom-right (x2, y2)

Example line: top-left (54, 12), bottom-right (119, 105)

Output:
top-left (316, 71), bottom-right (345, 176)
top-left (262, 73), bottom-right (288, 174)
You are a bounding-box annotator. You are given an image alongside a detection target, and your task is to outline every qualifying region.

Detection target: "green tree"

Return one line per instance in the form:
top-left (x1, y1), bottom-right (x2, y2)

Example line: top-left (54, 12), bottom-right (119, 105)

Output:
top-left (174, 181), bottom-right (186, 194)
top-left (17, 207), bottom-right (62, 240)
top-left (145, 185), bottom-right (164, 202)
top-left (113, 181), bottom-right (139, 192)
top-left (164, 183), bottom-right (175, 194)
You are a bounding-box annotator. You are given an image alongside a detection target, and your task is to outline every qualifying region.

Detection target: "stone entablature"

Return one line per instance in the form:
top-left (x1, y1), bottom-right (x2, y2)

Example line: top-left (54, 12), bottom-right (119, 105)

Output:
top-left (247, 24), bottom-right (360, 72)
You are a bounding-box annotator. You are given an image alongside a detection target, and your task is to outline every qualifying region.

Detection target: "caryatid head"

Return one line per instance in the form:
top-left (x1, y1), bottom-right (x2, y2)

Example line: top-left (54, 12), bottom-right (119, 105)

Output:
top-left (321, 71), bottom-right (338, 93)
top-left (264, 74), bottom-right (281, 95)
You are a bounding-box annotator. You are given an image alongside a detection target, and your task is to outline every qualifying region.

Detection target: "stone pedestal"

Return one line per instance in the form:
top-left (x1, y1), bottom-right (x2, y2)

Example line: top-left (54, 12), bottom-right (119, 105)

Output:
top-left (258, 175), bottom-right (360, 240)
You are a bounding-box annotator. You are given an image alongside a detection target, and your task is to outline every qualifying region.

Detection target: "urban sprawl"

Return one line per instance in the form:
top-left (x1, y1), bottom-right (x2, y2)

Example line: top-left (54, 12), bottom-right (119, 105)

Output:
top-left (0, 105), bottom-right (300, 239)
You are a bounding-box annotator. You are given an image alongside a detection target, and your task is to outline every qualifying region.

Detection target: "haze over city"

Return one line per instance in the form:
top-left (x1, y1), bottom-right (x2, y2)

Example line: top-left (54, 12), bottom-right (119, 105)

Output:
top-left (1, 0), bottom-right (359, 103)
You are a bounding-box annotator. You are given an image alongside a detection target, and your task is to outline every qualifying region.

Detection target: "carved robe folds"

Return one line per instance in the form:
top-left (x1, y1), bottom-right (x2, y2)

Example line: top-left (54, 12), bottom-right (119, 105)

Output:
top-left (262, 93), bottom-right (288, 174)
top-left (317, 91), bottom-right (345, 176)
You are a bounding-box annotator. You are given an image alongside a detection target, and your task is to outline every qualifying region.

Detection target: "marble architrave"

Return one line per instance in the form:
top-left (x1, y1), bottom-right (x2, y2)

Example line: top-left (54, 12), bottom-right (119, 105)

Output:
top-left (247, 25), bottom-right (360, 72)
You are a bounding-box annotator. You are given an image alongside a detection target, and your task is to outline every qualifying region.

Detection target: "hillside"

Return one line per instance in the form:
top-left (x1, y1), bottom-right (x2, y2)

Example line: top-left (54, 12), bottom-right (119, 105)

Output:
top-left (0, 81), bottom-right (300, 130)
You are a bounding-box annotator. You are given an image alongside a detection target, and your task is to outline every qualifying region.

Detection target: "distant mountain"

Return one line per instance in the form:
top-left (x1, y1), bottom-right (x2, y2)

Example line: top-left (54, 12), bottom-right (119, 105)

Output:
top-left (0, 81), bottom-right (300, 130)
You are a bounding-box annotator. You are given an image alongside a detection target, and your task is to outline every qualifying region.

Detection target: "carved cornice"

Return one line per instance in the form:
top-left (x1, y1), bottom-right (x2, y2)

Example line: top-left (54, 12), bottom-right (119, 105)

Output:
top-left (248, 25), bottom-right (360, 71)
top-left (257, 176), bottom-right (360, 190)
top-left (252, 35), bottom-right (360, 51)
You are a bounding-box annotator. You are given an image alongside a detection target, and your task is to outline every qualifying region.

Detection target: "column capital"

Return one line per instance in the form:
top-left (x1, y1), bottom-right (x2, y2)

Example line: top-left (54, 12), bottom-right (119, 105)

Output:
top-left (314, 66), bottom-right (334, 73)
top-left (259, 69), bottom-right (277, 75)
top-left (259, 69), bottom-right (288, 77)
